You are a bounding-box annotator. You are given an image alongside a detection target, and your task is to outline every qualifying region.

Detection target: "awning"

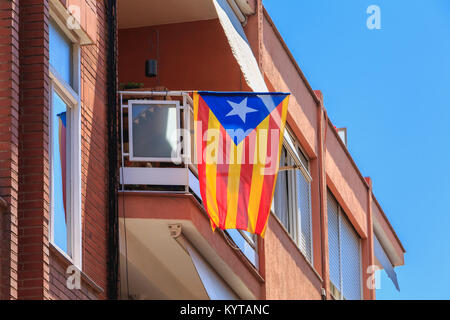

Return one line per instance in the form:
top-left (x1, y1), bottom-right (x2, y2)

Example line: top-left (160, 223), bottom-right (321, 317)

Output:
top-left (173, 229), bottom-right (239, 300)
top-left (212, 0), bottom-right (302, 159)
top-left (212, 0), bottom-right (268, 92)
top-left (374, 234), bottom-right (400, 291)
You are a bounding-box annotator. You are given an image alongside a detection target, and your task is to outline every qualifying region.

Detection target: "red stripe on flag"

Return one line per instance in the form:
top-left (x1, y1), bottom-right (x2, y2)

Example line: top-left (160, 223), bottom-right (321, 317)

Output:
top-left (216, 125), bottom-right (230, 229)
top-left (197, 96), bottom-right (211, 220)
top-left (254, 104), bottom-right (284, 234)
top-left (235, 131), bottom-right (255, 230)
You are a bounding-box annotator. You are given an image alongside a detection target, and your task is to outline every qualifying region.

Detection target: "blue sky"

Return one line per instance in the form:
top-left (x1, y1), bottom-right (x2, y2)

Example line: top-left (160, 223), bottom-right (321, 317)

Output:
top-left (264, 0), bottom-right (450, 299)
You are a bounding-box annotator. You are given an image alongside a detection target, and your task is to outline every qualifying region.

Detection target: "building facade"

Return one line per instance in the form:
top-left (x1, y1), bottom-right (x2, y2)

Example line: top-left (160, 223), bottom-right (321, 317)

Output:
top-left (0, 0), bottom-right (404, 300)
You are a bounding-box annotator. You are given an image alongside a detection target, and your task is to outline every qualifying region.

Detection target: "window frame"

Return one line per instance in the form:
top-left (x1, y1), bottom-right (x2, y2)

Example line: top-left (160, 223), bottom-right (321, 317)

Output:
top-left (272, 128), bottom-right (314, 264)
top-left (273, 147), bottom-right (293, 232)
top-left (284, 127), bottom-right (312, 183)
top-left (127, 99), bottom-right (182, 163)
top-left (48, 15), bottom-right (82, 269)
top-left (226, 229), bottom-right (259, 268)
top-left (294, 147), bottom-right (313, 263)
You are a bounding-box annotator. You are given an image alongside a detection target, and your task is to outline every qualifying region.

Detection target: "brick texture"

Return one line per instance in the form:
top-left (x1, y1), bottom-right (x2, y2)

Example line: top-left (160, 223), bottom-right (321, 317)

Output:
top-left (17, 0), bottom-right (51, 300)
top-left (47, 0), bottom-right (108, 299)
top-left (10, 0), bottom-right (109, 300)
top-left (0, 0), bottom-right (20, 300)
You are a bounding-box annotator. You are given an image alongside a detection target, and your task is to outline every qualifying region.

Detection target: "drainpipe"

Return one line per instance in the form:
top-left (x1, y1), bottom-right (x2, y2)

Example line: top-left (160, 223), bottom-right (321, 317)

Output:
top-left (364, 178), bottom-right (376, 300)
top-left (106, 0), bottom-right (119, 300)
top-left (316, 92), bottom-right (330, 300)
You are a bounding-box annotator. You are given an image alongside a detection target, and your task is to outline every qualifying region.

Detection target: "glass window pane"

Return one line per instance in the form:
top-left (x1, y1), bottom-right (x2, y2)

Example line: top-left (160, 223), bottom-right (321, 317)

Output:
top-left (131, 103), bottom-right (178, 159)
top-left (274, 148), bottom-right (290, 231)
top-left (52, 90), bottom-right (71, 256)
top-left (227, 230), bottom-right (257, 266)
top-left (49, 22), bottom-right (73, 87)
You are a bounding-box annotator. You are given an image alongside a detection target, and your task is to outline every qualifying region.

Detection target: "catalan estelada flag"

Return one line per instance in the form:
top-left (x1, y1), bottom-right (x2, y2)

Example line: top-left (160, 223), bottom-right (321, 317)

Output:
top-left (193, 91), bottom-right (290, 236)
top-left (57, 111), bottom-right (67, 222)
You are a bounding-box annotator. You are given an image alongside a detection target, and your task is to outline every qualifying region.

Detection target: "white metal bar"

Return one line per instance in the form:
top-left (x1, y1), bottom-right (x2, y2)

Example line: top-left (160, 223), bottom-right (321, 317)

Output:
top-left (120, 93), bottom-right (125, 192)
top-left (119, 90), bottom-right (192, 96)
top-left (120, 167), bottom-right (188, 186)
top-left (183, 94), bottom-right (190, 192)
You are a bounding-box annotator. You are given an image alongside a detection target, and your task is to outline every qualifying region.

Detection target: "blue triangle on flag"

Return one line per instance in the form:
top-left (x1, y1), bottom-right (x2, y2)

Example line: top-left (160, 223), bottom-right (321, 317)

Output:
top-left (199, 92), bottom-right (288, 145)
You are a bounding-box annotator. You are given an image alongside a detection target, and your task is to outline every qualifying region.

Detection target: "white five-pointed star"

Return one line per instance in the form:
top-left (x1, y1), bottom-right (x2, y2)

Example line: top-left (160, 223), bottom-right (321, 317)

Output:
top-left (225, 98), bottom-right (257, 123)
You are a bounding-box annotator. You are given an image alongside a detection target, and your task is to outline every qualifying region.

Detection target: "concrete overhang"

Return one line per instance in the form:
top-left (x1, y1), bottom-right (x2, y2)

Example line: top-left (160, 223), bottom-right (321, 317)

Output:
top-left (118, 0), bottom-right (252, 29)
top-left (118, 192), bottom-right (262, 300)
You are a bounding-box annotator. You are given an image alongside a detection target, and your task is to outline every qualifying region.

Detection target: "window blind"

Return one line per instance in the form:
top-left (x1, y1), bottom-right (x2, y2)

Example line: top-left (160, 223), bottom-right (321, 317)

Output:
top-left (327, 191), bottom-right (362, 300)
top-left (340, 214), bottom-right (362, 300)
top-left (297, 167), bottom-right (312, 262)
top-left (327, 193), bottom-right (341, 292)
top-left (274, 145), bottom-right (314, 264)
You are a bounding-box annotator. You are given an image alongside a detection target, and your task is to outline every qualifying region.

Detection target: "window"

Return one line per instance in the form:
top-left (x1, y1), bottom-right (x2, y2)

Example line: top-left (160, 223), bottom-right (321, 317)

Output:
top-left (327, 191), bottom-right (362, 300)
top-left (296, 147), bottom-right (313, 262)
top-left (127, 100), bottom-right (181, 162)
top-left (49, 22), bottom-right (73, 88)
top-left (273, 130), bottom-right (313, 263)
top-left (49, 19), bottom-right (81, 267)
top-left (273, 147), bottom-right (294, 233)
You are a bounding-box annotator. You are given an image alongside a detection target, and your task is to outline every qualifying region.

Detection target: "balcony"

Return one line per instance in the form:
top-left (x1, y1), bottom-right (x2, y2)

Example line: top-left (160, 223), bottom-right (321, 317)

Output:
top-left (116, 0), bottom-right (266, 299)
top-left (118, 90), bottom-right (261, 299)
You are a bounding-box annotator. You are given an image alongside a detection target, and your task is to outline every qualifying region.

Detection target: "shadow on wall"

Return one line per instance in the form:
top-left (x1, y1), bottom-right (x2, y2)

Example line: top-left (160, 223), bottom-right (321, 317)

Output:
top-left (118, 19), bottom-right (250, 92)
top-left (77, 1), bottom-right (109, 296)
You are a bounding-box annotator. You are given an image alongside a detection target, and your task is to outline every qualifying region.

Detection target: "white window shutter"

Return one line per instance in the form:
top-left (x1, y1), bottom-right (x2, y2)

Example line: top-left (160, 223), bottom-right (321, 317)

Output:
top-left (297, 171), bottom-right (312, 262)
top-left (327, 192), bottom-right (341, 291)
top-left (340, 215), bottom-right (362, 300)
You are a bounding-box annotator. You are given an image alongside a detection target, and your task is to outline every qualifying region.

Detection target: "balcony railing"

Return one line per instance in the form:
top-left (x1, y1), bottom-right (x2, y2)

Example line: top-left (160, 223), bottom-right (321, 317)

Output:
top-left (119, 90), bottom-right (258, 268)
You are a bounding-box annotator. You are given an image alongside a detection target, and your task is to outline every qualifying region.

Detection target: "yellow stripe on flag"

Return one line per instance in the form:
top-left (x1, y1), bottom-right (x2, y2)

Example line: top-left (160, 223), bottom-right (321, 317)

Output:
top-left (205, 110), bottom-right (221, 228)
top-left (246, 115), bottom-right (270, 233)
top-left (225, 141), bottom-right (244, 229)
top-left (260, 96), bottom-right (290, 237)
top-left (193, 92), bottom-right (200, 160)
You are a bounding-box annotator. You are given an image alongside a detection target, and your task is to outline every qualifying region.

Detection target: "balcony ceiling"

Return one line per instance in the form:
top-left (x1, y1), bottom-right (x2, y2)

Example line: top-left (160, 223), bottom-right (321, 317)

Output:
top-left (118, 0), bottom-right (218, 29)
top-left (119, 219), bottom-right (209, 299)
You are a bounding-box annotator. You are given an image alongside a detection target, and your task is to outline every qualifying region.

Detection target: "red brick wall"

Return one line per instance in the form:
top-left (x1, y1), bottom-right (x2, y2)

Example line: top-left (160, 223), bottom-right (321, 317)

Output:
top-left (47, 0), bottom-right (109, 300)
top-left (18, 0), bottom-right (51, 300)
top-left (67, 0), bottom-right (108, 299)
top-left (49, 246), bottom-right (102, 299)
top-left (0, 0), bottom-right (20, 300)
top-left (4, 0), bottom-right (110, 300)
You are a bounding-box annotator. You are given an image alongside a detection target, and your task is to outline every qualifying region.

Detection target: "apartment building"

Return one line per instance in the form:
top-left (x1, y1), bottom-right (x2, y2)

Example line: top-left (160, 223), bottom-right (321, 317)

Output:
top-left (0, 0), bottom-right (404, 300)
